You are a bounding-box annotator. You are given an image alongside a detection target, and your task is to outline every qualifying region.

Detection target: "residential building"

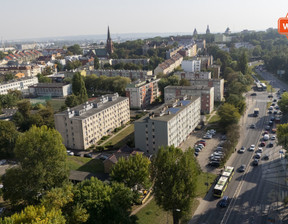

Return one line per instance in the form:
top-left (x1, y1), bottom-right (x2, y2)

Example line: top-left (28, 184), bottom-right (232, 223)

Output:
top-left (198, 55), bottom-right (213, 70)
top-left (214, 34), bottom-right (232, 43)
top-left (175, 71), bottom-right (211, 80)
top-left (189, 79), bottom-right (224, 101)
top-left (15, 43), bottom-right (36, 50)
top-left (181, 59), bottom-right (201, 72)
top-left (134, 97), bottom-right (201, 154)
top-left (29, 83), bottom-right (72, 97)
top-left (0, 64), bottom-right (41, 77)
top-left (166, 46), bottom-right (184, 59)
top-left (111, 58), bottom-right (150, 66)
top-left (178, 44), bottom-right (197, 58)
top-left (54, 93), bottom-right (130, 150)
top-left (209, 65), bottom-right (221, 78)
top-left (92, 69), bottom-right (153, 80)
top-left (234, 42), bottom-right (254, 49)
top-left (103, 145), bottom-right (144, 173)
top-left (0, 77), bottom-right (38, 95)
top-left (154, 53), bottom-right (183, 75)
top-left (195, 39), bottom-right (206, 52)
top-left (125, 78), bottom-right (160, 109)
top-left (164, 85), bottom-right (214, 114)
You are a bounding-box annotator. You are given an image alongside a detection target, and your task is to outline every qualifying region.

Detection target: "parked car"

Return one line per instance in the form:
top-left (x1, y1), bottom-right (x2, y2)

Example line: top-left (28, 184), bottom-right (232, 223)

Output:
top-left (239, 164), bottom-right (246, 172)
top-left (253, 159), bottom-right (259, 166)
top-left (194, 152), bottom-right (199, 157)
top-left (203, 135), bottom-right (212, 139)
top-left (268, 142), bottom-right (274, 147)
top-left (271, 135), bottom-right (276, 140)
top-left (263, 154), bottom-right (269, 160)
top-left (208, 161), bottom-right (220, 167)
top-left (74, 152), bottom-right (81, 157)
top-left (257, 148), bottom-right (263, 153)
top-left (84, 153), bottom-right (93, 158)
top-left (0, 160), bottom-right (7, 165)
top-left (254, 153), bottom-right (261, 159)
top-left (219, 196), bottom-right (229, 208)
top-left (249, 145), bottom-right (255, 151)
top-left (260, 142), bottom-right (266, 147)
top-left (238, 146), bottom-right (245, 153)
top-left (265, 125), bottom-right (271, 130)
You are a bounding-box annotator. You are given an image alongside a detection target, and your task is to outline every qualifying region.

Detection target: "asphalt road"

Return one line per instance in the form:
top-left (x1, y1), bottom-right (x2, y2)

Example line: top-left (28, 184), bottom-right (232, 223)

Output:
top-left (190, 71), bottom-right (288, 224)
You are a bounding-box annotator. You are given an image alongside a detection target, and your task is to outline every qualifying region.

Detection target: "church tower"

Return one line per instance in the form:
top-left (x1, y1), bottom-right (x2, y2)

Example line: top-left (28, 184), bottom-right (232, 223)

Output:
top-left (106, 26), bottom-right (113, 56)
top-left (206, 25), bottom-right (210, 34)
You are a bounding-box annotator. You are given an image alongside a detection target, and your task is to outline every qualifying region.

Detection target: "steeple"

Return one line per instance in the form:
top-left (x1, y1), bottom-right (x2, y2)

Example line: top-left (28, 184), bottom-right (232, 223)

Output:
top-left (206, 25), bottom-right (210, 34)
top-left (193, 28), bottom-right (198, 36)
top-left (106, 26), bottom-right (113, 56)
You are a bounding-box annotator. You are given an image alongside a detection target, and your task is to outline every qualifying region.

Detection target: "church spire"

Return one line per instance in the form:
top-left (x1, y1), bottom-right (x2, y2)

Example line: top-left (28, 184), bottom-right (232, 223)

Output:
top-left (106, 26), bottom-right (113, 56)
top-left (206, 25), bottom-right (210, 34)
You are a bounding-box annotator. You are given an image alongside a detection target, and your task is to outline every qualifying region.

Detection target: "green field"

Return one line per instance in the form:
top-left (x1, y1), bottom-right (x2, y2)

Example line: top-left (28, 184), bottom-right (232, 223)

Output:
top-left (135, 172), bottom-right (217, 224)
top-left (48, 99), bottom-right (66, 112)
top-left (103, 124), bottom-right (134, 148)
top-left (67, 156), bottom-right (104, 173)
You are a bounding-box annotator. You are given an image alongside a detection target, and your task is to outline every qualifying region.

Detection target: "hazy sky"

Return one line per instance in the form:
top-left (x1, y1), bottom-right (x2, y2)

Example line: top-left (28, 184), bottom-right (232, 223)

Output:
top-left (1, 0), bottom-right (288, 40)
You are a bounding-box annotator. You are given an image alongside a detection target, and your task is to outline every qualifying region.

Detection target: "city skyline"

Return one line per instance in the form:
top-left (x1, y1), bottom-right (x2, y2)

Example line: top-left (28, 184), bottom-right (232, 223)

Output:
top-left (0, 0), bottom-right (287, 41)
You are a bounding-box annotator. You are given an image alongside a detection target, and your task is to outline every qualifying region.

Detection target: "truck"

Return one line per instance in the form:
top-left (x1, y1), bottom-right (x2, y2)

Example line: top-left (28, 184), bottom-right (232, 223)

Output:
top-left (254, 108), bottom-right (259, 117)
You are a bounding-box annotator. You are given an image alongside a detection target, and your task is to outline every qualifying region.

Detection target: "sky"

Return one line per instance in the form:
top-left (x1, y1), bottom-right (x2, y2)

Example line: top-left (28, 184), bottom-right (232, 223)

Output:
top-left (1, 0), bottom-right (288, 40)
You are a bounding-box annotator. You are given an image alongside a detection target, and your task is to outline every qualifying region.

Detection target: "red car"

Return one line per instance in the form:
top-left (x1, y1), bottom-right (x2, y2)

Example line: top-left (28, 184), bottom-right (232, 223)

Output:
top-left (260, 142), bottom-right (266, 147)
top-left (263, 131), bottom-right (269, 135)
top-left (196, 141), bottom-right (206, 146)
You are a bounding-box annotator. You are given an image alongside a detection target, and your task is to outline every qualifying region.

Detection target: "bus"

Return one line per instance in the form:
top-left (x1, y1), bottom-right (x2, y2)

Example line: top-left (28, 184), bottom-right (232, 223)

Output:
top-left (260, 82), bottom-right (267, 90)
top-left (213, 176), bottom-right (229, 197)
top-left (256, 82), bottom-right (263, 91)
top-left (221, 166), bottom-right (235, 182)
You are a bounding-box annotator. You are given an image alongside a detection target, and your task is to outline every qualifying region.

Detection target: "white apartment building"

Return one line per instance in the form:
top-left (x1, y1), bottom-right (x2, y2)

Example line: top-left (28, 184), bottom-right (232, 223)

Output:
top-left (54, 93), bottom-right (130, 150)
top-left (175, 71), bottom-right (211, 80)
top-left (181, 59), bottom-right (201, 72)
top-left (29, 83), bottom-right (72, 97)
top-left (134, 96), bottom-right (201, 154)
top-left (92, 69), bottom-right (153, 80)
top-left (0, 77), bottom-right (38, 95)
top-left (125, 78), bottom-right (160, 109)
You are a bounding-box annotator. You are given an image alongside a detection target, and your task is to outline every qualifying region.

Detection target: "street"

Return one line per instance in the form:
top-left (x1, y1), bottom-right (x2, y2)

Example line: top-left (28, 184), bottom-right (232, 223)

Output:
top-left (190, 69), bottom-right (288, 224)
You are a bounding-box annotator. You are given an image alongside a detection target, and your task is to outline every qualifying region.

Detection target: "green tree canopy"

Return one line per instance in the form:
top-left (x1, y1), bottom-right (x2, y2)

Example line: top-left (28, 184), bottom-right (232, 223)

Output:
top-left (73, 177), bottom-right (135, 224)
top-left (67, 44), bottom-right (82, 55)
top-left (65, 94), bottom-right (79, 108)
top-left (278, 92), bottom-right (288, 114)
top-left (217, 103), bottom-right (241, 128)
top-left (110, 153), bottom-right (151, 188)
top-left (151, 146), bottom-right (199, 224)
top-left (3, 125), bottom-right (69, 205)
top-left (276, 124), bottom-right (288, 148)
top-left (72, 72), bottom-right (88, 104)
top-left (0, 120), bottom-right (19, 158)
top-left (0, 205), bottom-right (65, 224)
top-left (237, 51), bottom-right (248, 75)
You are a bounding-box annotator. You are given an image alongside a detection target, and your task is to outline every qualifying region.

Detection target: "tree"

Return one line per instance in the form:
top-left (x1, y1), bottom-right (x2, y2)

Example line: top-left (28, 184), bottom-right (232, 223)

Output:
top-left (278, 92), bottom-right (288, 114)
top-left (237, 52), bottom-right (248, 75)
top-left (2, 126), bottom-right (69, 205)
top-left (276, 124), bottom-right (288, 148)
top-left (179, 78), bottom-right (190, 86)
top-left (65, 94), bottom-right (79, 108)
top-left (55, 60), bottom-right (64, 72)
top-left (111, 153), bottom-right (151, 189)
top-left (72, 72), bottom-right (88, 103)
top-left (73, 177), bottom-right (135, 224)
top-left (151, 146), bottom-right (199, 224)
top-left (94, 56), bottom-right (100, 69)
top-left (67, 44), bottom-right (82, 55)
top-left (226, 94), bottom-right (246, 115)
top-left (217, 103), bottom-right (241, 128)
top-left (0, 51), bottom-right (5, 60)
top-left (37, 73), bottom-right (52, 83)
top-left (0, 121), bottom-right (19, 158)
top-left (0, 205), bottom-right (65, 224)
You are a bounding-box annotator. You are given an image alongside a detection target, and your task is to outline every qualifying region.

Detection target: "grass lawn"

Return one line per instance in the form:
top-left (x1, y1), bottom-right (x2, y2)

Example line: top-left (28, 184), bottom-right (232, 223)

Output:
top-left (103, 124), bottom-right (134, 148)
top-left (208, 114), bottom-right (220, 124)
top-left (48, 99), bottom-right (66, 112)
top-left (135, 172), bottom-right (217, 224)
top-left (67, 156), bottom-right (104, 173)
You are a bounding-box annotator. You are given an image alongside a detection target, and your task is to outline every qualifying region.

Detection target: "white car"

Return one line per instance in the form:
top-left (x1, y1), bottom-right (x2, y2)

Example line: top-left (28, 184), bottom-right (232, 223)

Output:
top-left (256, 148), bottom-right (263, 153)
top-left (249, 145), bottom-right (255, 151)
top-left (271, 135), bottom-right (276, 140)
top-left (203, 134), bottom-right (212, 139)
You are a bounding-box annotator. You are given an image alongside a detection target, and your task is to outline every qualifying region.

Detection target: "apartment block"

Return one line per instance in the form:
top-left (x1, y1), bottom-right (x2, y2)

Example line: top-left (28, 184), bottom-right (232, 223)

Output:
top-left (181, 59), bottom-right (201, 72)
top-left (178, 44), bottom-right (197, 58)
top-left (164, 85), bottom-right (214, 114)
top-left (134, 97), bottom-right (201, 154)
top-left (189, 79), bottom-right (224, 102)
top-left (175, 71), bottom-right (211, 80)
top-left (154, 53), bottom-right (183, 75)
top-left (111, 59), bottom-right (150, 66)
top-left (29, 83), bottom-right (72, 97)
top-left (0, 77), bottom-right (38, 95)
top-left (54, 93), bottom-right (130, 150)
top-left (125, 78), bottom-right (160, 109)
top-left (92, 69), bottom-right (153, 80)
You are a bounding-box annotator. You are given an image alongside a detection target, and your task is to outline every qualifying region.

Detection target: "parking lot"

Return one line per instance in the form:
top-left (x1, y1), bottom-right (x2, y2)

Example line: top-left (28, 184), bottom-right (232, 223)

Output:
top-left (179, 129), bottom-right (221, 174)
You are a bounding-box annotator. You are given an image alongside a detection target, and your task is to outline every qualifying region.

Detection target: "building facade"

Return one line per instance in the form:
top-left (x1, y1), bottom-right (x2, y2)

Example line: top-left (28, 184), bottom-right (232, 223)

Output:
top-left (29, 83), bottom-right (72, 97)
top-left (111, 58), bottom-right (150, 66)
top-left (92, 69), bottom-right (153, 80)
top-left (164, 85), bottom-right (214, 114)
top-left (175, 71), bottom-right (211, 80)
top-left (154, 53), bottom-right (183, 75)
top-left (54, 93), bottom-right (130, 150)
top-left (181, 60), bottom-right (201, 72)
top-left (0, 77), bottom-right (38, 95)
top-left (134, 97), bottom-right (201, 154)
top-left (125, 78), bottom-right (160, 109)
top-left (189, 79), bottom-right (224, 102)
